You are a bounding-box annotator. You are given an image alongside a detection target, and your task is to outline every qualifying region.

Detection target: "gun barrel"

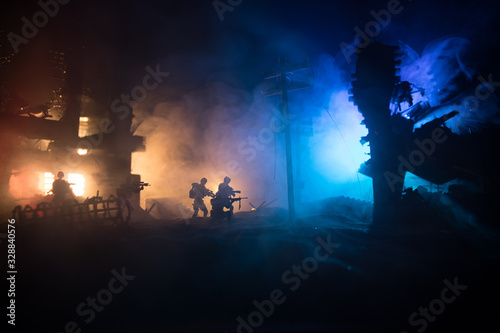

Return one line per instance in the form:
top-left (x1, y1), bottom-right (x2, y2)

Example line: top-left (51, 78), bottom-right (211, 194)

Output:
top-left (230, 197), bottom-right (248, 201)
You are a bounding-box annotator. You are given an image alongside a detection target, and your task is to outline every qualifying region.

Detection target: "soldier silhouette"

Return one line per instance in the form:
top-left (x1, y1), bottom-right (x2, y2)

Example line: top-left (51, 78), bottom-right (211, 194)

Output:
top-left (190, 178), bottom-right (214, 218)
top-left (211, 176), bottom-right (242, 222)
top-left (49, 171), bottom-right (74, 206)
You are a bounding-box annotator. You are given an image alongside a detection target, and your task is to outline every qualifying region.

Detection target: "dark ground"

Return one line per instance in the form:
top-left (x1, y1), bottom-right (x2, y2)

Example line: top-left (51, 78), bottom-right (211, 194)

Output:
top-left (6, 197), bottom-right (500, 333)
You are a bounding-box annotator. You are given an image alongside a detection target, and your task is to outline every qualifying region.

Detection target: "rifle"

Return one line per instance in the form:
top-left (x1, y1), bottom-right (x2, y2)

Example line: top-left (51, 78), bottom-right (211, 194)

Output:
top-left (229, 196), bottom-right (247, 202)
top-left (133, 182), bottom-right (151, 191)
top-left (229, 197), bottom-right (248, 210)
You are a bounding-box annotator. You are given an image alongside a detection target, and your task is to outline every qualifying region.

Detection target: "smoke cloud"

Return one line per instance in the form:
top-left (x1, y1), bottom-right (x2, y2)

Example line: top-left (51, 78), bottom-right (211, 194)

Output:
top-left (130, 51), bottom-right (374, 217)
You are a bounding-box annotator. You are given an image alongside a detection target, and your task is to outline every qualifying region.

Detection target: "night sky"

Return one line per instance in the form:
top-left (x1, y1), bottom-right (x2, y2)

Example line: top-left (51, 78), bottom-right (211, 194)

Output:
top-left (2, 0), bottom-right (500, 93)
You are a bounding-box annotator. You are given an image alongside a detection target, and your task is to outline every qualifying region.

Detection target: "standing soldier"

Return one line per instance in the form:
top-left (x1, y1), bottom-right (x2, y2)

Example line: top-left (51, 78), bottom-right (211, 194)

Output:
top-left (49, 171), bottom-right (74, 206)
top-left (190, 178), bottom-right (214, 218)
top-left (115, 175), bottom-right (151, 225)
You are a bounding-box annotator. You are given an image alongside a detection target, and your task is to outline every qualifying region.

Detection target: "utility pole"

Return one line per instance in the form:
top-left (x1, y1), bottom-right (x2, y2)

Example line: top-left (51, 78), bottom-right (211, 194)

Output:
top-left (262, 57), bottom-right (309, 222)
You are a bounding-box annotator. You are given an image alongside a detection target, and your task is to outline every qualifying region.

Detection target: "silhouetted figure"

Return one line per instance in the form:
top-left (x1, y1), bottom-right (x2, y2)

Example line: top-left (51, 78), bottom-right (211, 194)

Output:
top-left (116, 176), bottom-right (137, 224)
top-left (211, 176), bottom-right (241, 222)
top-left (216, 176), bottom-right (237, 199)
top-left (115, 176), bottom-right (150, 225)
top-left (49, 171), bottom-right (75, 206)
top-left (391, 81), bottom-right (413, 111)
top-left (190, 178), bottom-right (214, 218)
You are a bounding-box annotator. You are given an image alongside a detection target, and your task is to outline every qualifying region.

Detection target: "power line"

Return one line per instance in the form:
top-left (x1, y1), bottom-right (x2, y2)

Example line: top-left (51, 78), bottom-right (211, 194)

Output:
top-left (312, 91), bottom-right (366, 201)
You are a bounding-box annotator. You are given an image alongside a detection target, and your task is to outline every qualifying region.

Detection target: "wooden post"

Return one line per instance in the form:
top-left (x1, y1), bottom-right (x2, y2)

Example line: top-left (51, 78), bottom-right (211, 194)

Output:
top-left (262, 57), bottom-right (309, 222)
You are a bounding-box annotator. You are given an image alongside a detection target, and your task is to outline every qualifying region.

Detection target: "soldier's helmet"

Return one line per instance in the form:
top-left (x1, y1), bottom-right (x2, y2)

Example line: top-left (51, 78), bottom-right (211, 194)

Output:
top-left (224, 176), bottom-right (231, 183)
top-left (57, 171), bottom-right (64, 178)
top-left (200, 178), bottom-right (207, 184)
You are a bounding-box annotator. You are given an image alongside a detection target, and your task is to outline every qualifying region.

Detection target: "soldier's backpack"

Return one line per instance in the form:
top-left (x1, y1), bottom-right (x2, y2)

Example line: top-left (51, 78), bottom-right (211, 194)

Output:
top-left (189, 185), bottom-right (196, 199)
